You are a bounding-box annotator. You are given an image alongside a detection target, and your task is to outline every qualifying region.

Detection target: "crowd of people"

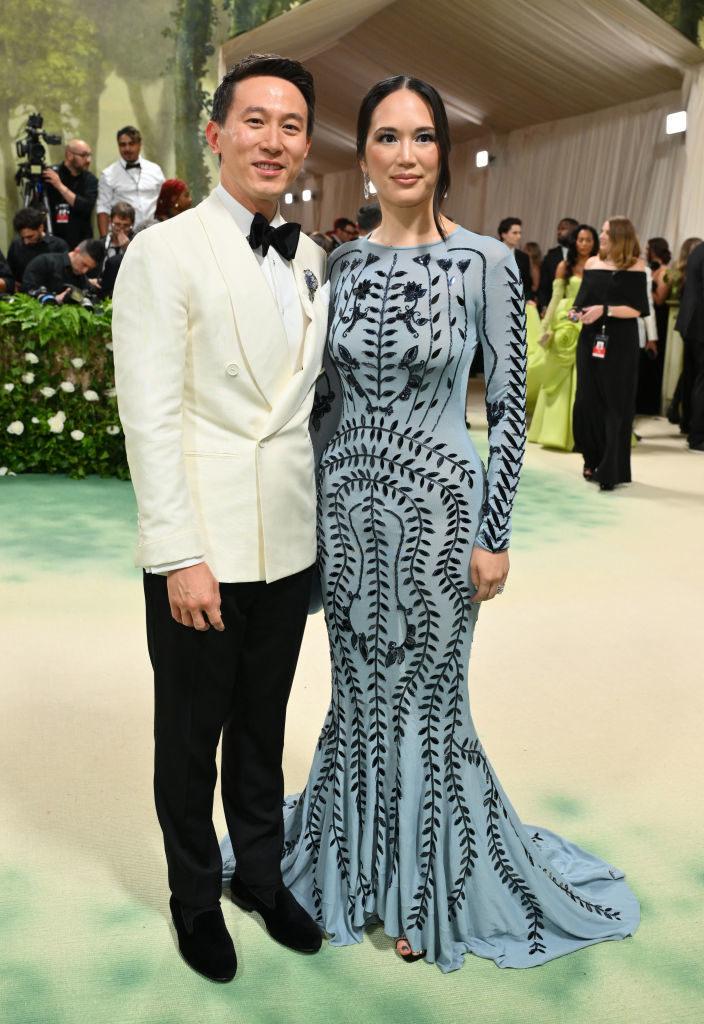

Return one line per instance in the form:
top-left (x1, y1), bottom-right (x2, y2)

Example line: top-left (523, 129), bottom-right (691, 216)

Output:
top-left (0, 126), bottom-right (191, 303)
top-left (515, 216), bottom-right (704, 460)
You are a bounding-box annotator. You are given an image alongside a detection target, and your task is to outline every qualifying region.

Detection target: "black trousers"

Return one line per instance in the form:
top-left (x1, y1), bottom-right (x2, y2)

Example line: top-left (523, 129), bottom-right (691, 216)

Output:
top-left (144, 565), bottom-right (313, 909)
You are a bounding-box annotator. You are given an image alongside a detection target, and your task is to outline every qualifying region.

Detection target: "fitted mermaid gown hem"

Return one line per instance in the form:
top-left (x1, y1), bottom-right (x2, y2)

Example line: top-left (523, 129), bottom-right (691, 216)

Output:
top-left (220, 230), bottom-right (639, 972)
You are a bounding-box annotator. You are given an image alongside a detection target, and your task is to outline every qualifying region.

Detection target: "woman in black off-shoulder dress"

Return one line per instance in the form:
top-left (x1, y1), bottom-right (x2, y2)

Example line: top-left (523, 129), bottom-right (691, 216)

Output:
top-left (572, 217), bottom-right (649, 490)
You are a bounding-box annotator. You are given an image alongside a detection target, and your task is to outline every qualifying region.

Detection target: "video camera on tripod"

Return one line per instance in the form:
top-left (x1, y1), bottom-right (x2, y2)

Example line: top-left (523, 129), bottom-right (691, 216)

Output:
top-left (15, 113), bottom-right (62, 233)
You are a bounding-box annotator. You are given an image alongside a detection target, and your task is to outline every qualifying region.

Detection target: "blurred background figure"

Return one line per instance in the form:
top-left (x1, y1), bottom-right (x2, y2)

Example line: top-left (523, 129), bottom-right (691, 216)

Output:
top-left (42, 139), bottom-right (98, 249)
top-left (7, 208), bottom-right (68, 286)
top-left (135, 179), bottom-right (192, 232)
top-left (666, 237), bottom-right (703, 426)
top-left (573, 215), bottom-right (649, 490)
top-left (523, 241), bottom-right (542, 298)
top-left (537, 217), bottom-right (579, 313)
top-left (308, 230), bottom-right (334, 253)
top-left (356, 204), bottom-right (382, 236)
top-left (498, 216), bottom-right (533, 301)
top-left (96, 125), bottom-right (165, 237)
top-left (674, 239), bottom-right (704, 452)
top-left (527, 224), bottom-right (599, 451)
top-left (329, 217), bottom-right (358, 248)
top-left (635, 237), bottom-right (672, 414)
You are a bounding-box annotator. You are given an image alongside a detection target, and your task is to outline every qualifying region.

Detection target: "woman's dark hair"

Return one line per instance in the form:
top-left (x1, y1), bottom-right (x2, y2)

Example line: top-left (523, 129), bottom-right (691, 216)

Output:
top-left (565, 224), bottom-right (599, 277)
top-left (647, 237), bottom-right (672, 266)
top-left (356, 76), bottom-right (451, 239)
top-left (212, 53), bottom-right (315, 136)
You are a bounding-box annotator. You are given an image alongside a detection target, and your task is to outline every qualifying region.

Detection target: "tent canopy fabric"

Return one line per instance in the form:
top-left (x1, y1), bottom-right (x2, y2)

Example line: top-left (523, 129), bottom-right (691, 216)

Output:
top-left (220, 0), bottom-right (704, 176)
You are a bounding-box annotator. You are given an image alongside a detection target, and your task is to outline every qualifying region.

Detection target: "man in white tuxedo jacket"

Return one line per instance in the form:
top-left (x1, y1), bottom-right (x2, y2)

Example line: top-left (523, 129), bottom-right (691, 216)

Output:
top-left (113, 54), bottom-right (327, 982)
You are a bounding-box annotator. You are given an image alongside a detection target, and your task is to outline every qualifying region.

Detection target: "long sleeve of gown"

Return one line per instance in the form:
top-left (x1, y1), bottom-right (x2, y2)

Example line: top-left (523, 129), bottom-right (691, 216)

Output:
top-left (540, 276), bottom-right (565, 333)
top-left (475, 249), bottom-right (527, 552)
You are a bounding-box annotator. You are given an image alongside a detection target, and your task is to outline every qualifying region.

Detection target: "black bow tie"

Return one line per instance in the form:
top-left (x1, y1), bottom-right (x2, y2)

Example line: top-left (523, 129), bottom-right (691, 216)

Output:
top-left (248, 212), bottom-right (300, 261)
top-left (125, 161), bottom-right (141, 169)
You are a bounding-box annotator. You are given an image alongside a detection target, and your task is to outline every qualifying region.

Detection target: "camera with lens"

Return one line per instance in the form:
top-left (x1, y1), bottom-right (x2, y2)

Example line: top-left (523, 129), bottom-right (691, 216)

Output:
top-left (26, 286), bottom-right (59, 306)
top-left (15, 113), bottom-right (62, 181)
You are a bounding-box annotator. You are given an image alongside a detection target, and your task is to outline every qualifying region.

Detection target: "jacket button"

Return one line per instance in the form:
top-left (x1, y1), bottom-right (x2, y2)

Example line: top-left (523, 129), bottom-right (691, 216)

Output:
top-left (258, 439), bottom-right (267, 448)
top-left (226, 362), bottom-right (239, 376)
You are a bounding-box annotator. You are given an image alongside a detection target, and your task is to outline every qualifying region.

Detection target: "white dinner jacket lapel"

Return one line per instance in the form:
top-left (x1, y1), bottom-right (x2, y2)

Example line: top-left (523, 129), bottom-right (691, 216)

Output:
top-left (262, 255), bottom-right (326, 440)
top-left (195, 192), bottom-right (290, 409)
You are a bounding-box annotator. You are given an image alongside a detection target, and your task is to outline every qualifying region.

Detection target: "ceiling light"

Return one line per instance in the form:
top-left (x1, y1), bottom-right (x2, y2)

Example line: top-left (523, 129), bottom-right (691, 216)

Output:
top-left (666, 111), bottom-right (686, 135)
top-left (284, 192), bottom-right (295, 204)
top-left (476, 150), bottom-right (489, 168)
top-left (301, 188), bottom-right (313, 202)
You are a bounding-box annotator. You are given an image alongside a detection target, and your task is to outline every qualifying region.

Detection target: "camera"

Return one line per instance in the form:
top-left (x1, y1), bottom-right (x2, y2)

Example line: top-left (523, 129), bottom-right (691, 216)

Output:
top-left (26, 286), bottom-right (59, 306)
top-left (15, 113), bottom-right (62, 232)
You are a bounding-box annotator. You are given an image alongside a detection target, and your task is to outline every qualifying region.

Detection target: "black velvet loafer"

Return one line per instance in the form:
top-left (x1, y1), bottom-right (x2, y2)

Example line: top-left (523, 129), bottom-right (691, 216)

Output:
top-left (229, 876), bottom-right (322, 954)
top-left (170, 896), bottom-right (237, 982)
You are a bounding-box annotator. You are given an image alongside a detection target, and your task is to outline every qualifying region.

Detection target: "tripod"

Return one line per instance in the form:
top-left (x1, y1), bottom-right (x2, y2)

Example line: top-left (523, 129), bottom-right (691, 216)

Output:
top-left (20, 172), bottom-right (55, 235)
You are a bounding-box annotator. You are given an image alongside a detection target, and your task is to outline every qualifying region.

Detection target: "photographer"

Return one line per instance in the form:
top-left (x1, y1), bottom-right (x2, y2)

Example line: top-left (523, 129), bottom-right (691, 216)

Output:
top-left (8, 208), bottom-right (68, 285)
top-left (42, 139), bottom-right (98, 248)
top-left (22, 238), bottom-right (103, 301)
top-left (102, 202), bottom-right (135, 262)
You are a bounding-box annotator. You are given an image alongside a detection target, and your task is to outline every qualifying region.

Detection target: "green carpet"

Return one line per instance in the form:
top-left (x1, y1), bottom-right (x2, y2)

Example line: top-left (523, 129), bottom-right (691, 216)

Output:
top-left (1, 411), bottom-right (702, 1024)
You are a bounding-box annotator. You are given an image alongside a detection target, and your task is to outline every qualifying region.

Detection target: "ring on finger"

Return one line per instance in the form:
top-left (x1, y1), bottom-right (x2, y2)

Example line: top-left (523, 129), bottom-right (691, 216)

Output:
top-left (496, 584), bottom-right (505, 595)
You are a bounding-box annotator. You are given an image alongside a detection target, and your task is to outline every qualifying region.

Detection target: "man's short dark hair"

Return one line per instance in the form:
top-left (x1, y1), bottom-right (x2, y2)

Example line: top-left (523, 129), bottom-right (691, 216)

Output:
top-left (560, 217), bottom-right (579, 228)
top-left (333, 217), bottom-right (355, 232)
top-left (117, 125), bottom-right (141, 142)
top-left (211, 53), bottom-right (315, 136)
top-left (77, 239), bottom-right (105, 265)
top-left (357, 205), bottom-right (382, 233)
top-left (498, 217), bottom-right (522, 238)
top-left (110, 201), bottom-right (136, 224)
top-left (13, 207), bottom-right (46, 233)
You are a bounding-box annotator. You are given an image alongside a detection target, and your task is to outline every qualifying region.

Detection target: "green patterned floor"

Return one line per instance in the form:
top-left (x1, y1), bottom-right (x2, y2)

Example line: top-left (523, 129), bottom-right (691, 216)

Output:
top-left (1, 414), bottom-right (702, 1023)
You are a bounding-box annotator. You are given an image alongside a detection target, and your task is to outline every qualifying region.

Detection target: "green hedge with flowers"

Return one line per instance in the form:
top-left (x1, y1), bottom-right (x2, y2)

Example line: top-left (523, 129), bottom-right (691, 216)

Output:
top-left (0, 296), bottom-right (128, 479)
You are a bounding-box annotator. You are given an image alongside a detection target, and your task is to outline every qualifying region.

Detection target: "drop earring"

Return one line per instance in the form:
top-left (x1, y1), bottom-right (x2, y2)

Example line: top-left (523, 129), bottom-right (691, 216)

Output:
top-left (363, 171), bottom-right (370, 200)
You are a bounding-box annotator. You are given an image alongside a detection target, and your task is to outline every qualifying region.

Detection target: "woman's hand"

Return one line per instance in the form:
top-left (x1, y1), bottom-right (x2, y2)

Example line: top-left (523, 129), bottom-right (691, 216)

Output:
top-left (578, 305), bottom-right (604, 325)
top-left (470, 546), bottom-right (509, 603)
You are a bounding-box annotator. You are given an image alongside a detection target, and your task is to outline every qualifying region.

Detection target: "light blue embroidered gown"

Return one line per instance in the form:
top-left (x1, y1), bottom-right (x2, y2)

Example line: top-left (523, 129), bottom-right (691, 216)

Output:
top-left (222, 229), bottom-right (640, 972)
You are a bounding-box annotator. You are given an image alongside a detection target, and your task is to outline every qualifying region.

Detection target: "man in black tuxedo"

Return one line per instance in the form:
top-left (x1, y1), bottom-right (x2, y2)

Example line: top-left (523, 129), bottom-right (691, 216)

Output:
top-left (498, 217), bottom-right (533, 301)
top-left (675, 241), bottom-right (704, 452)
top-left (537, 217), bottom-right (579, 313)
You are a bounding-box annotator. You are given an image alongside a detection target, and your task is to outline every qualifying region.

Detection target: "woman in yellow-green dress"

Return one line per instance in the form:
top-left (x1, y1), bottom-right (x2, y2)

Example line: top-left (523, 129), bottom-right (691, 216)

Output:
top-left (526, 225), bottom-right (599, 450)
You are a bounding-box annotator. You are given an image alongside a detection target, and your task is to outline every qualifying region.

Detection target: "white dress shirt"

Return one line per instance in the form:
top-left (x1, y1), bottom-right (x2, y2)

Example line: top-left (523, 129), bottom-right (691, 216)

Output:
top-left (96, 157), bottom-right (165, 224)
top-left (149, 185), bottom-right (304, 575)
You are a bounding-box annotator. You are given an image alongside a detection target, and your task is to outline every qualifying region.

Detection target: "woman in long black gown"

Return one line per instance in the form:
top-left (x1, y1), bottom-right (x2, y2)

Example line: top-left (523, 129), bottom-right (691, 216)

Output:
top-left (572, 217), bottom-right (649, 490)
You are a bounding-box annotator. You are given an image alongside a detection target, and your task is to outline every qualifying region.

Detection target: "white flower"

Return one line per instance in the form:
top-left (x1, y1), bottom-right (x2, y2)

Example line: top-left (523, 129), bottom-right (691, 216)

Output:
top-left (21, 372), bottom-right (35, 384)
top-left (83, 389), bottom-right (99, 402)
top-left (40, 386), bottom-right (56, 398)
top-left (106, 425), bottom-right (121, 436)
top-left (47, 412), bottom-right (66, 434)
top-left (60, 381), bottom-right (75, 393)
top-left (70, 357), bottom-right (85, 368)
top-left (104, 387), bottom-right (117, 398)
top-left (24, 352), bottom-right (39, 364)
top-left (7, 420), bottom-right (24, 435)
top-left (70, 429), bottom-right (85, 441)
top-left (105, 341), bottom-right (114, 352)
top-left (0, 467), bottom-right (7, 475)
top-left (3, 383), bottom-right (14, 392)
top-left (31, 417), bottom-right (40, 424)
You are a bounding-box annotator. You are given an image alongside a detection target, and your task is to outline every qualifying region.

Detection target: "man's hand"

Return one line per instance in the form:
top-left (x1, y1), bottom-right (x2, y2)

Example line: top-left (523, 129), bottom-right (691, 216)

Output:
top-left (55, 287), bottom-right (72, 305)
top-left (470, 546), bottom-right (509, 603)
top-left (167, 562), bottom-right (224, 631)
top-left (42, 167), bottom-right (62, 190)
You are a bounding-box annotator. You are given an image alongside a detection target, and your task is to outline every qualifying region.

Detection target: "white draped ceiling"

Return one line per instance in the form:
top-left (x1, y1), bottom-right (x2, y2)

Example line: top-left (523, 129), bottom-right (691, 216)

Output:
top-left (219, 0), bottom-right (704, 251)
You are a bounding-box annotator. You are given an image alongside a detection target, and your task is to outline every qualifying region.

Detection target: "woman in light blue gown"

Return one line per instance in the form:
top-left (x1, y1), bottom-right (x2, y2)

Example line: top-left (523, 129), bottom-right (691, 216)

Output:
top-left (223, 76), bottom-right (639, 973)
